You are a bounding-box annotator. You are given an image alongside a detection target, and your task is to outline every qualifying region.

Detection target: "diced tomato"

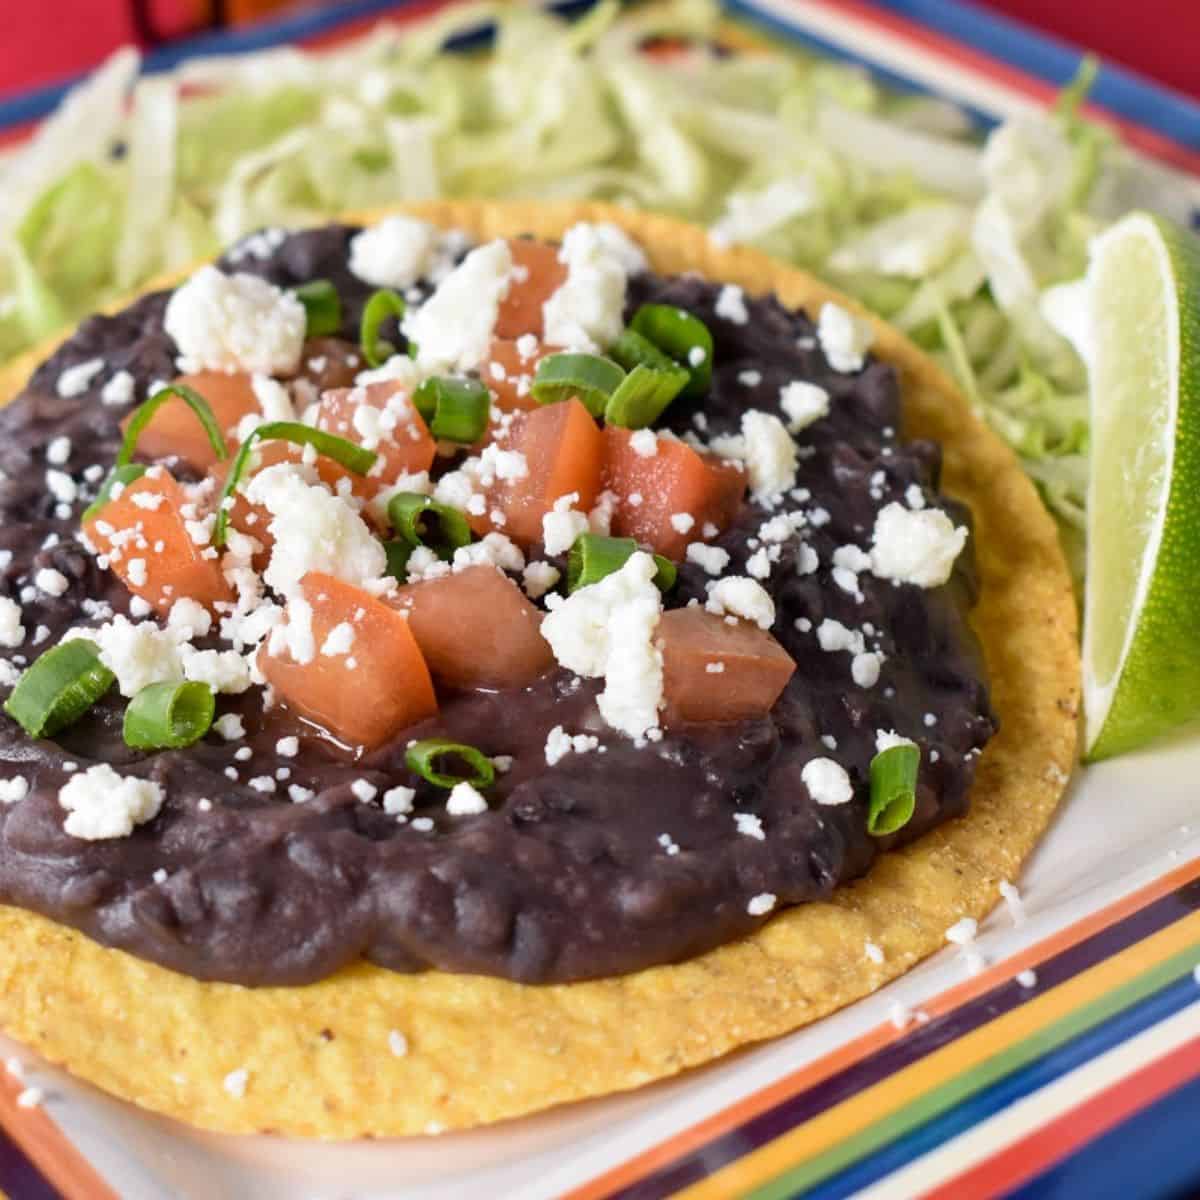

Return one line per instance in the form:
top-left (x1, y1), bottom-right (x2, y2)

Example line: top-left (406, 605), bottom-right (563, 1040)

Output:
top-left (122, 371), bottom-right (259, 472)
top-left (602, 426), bottom-right (746, 560)
top-left (83, 470), bottom-right (234, 616)
top-left (393, 565), bottom-right (553, 689)
top-left (494, 238), bottom-right (566, 340)
top-left (658, 607), bottom-right (795, 724)
top-left (315, 381), bottom-right (436, 495)
top-left (258, 571), bottom-right (437, 749)
top-left (480, 398), bottom-right (604, 546)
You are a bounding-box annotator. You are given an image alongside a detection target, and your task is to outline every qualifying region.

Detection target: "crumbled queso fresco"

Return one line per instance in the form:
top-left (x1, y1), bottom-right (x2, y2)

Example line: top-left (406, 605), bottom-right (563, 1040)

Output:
top-left (0, 217), bottom-right (995, 987)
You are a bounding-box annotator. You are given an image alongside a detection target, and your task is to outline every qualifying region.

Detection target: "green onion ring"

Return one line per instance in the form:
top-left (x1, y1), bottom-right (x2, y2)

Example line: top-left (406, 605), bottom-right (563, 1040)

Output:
top-left (608, 327), bottom-right (680, 374)
top-left (360, 289), bottom-right (407, 368)
top-left (383, 539), bottom-right (415, 581)
top-left (413, 376), bottom-right (491, 443)
top-left (292, 279), bottom-right (342, 338)
top-left (3, 639), bottom-right (115, 738)
top-left (123, 681), bottom-right (215, 750)
top-left (213, 420), bottom-right (377, 547)
top-left (629, 304), bottom-right (714, 399)
top-left (566, 533), bottom-right (676, 593)
top-left (117, 383), bottom-right (228, 469)
top-left (530, 352), bottom-right (625, 417)
top-left (405, 738), bottom-right (495, 790)
top-left (604, 363), bottom-right (689, 429)
top-left (387, 492), bottom-right (473, 561)
top-left (867, 742), bottom-right (920, 836)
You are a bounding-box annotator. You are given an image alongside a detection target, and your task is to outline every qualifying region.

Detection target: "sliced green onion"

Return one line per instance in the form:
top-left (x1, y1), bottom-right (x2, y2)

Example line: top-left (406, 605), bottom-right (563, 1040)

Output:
top-left (292, 279), bottom-right (342, 338)
top-left (123, 680), bottom-right (215, 750)
top-left (383, 539), bottom-right (414, 581)
top-left (387, 492), bottom-right (473, 560)
top-left (530, 352), bottom-right (625, 417)
top-left (629, 304), bottom-right (714, 399)
top-left (213, 420), bottom-right (377, 547)
top-left (413, 376), bottom-right (490, 443)
top-left (609, 327), bottom-right (680, 374)
top-left (118, 383), bottom-right (229, 468)
top-left (360, 288), bottom-right (407, 368)
top-left (868, 743), bottom-right (920, 836)
top-left (81, 463), bottom-right (147, 522)
top-left (3, 639), bottom-right (115, 738)
top-left (405, 738), bottom-right (495, 790)
top-left (566, 533), bottom-right (676, 593)
top-left (604, 363), bottom-right (689, 429)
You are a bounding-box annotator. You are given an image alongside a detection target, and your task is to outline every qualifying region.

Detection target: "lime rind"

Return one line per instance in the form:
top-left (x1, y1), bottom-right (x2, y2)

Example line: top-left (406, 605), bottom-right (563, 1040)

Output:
top-left (1083, 212), bottom-right (1200, 760)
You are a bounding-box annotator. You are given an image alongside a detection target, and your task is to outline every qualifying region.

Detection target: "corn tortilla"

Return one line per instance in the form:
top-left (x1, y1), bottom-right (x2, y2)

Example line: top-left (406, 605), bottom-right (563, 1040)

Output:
top-left (0, 201), bottom-right (1079, 1138)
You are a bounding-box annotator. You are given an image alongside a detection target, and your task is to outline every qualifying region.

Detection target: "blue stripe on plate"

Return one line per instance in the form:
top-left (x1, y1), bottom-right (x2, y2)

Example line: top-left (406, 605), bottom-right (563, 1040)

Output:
top-left (799, 983), bottom-right (1200, 1200)
top-left (1011, 1072), bottom-right (1200, 1200)
top-left (871, 0), bottom-right (1200, 147)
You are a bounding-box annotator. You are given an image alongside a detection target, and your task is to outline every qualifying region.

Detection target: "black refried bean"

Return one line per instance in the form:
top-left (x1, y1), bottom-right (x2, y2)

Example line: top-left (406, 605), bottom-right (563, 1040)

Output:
top-left (0, 224), bottom-right (996, 986)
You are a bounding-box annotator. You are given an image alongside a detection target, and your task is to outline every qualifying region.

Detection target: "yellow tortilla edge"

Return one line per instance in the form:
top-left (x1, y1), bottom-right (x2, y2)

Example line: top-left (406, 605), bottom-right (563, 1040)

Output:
top-left (0, 201), bottom-right (1079, 1139)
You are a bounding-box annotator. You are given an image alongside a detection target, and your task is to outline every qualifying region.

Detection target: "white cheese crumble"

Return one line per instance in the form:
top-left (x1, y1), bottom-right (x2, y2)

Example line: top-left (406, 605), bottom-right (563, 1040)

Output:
top-left (540, 551), bottom-right (663, 739)
top-left (522, 561), bottom-right (560, 600)
top-left (383, 786), bottom-right (415, 816)
top-left (865, 941), bottom-right (884, 964)
top-left (45, 470), bottom-right (77, 505)
top-left (541, 493), bottom-right (591, 557)
top-left (404, 239), bottom-right (513, 373)
top-left (223, 1068), bottom-right (249, 1099)
top-left (101, 369), bottom-right (136, 407)
top-left (779, 381), bottom-right (831, 433)
top-left (348, 216), bottom-right (439, 289)
top-left (714, 284), bottom-right (749, 325)
top-left (733, 812), bottom-right (765, 840)
top-left (542, 222), bottom-right (641, 352)
top-left (0, 597), bottom-right (24, 647)
top-left (544, 725), bottom-right (601, 766)
top-left (350, 779), bottom-right (377, 803)
top-left (670, 512), bottom-right (695, 535)
top-left (629, 428), bottom-right (659, 458)
top-left (1017, 969), bottom-right (1038, 989)
top-left (213, 713), bottom-right (245, 741)
top-left (801, 757), bottom-right (853, 806)
top-left (817, 302), bottom-right (875, 373)
top-left (388, 1030), bottom-right (409, 1057)
top-left (276, 736), bottom-right (299, 758)
top-left (71, 615), bottom-right (183, 696)
top-left (46, 436), bottom-right (71, 466)
top-left (16, 1087), bottom-right (44, 1109)
top-left (446, 781), bottom-right (488, 815)
top-left (181, 647), bottom-right (252, 694)
top-left (746, 892), bottom-right (777, 916)
top-left (56, 357), bottom-right (105, 397)
top-left (246, 464), bottom-right (387, 601)
top-left (705, 576), bottom-right (774, 630)
top-left (999, 880), bottom-right (1026, 925)
top-left (686, 543), bottom-right (730, 576)
top-left (869, 502), bottom-right (967, 588)
top-left (58, 764), bottom-right (164, 841)
top-left (165, 265), bottom-right (306, 376)
top-left (0, 777), bottom-right (29, 804)
top-left (875, 729), bottom-right (916, 754)
top-left (712, 410), bottom-right (796, 499)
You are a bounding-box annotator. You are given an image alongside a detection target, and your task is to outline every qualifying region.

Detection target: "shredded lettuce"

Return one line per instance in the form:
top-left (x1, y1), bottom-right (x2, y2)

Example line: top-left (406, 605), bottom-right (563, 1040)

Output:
top-left (2, 0), bottom-right (1197, 542)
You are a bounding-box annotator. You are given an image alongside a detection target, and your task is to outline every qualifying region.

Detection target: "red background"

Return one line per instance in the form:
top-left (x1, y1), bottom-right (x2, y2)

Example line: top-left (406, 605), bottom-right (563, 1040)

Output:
top-left (0, 0), bottom-right (1197, 103)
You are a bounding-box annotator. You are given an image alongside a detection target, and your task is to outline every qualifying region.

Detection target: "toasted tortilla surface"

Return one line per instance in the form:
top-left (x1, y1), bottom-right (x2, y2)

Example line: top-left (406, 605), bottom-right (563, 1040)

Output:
top-left (0, 202), bottom-right (1079, 1138)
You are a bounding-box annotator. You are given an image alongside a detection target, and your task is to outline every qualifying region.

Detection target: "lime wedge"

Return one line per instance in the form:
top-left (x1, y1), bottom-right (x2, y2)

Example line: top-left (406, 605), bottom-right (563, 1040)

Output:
top-left (1083, 211), bottom-right (1200, 760)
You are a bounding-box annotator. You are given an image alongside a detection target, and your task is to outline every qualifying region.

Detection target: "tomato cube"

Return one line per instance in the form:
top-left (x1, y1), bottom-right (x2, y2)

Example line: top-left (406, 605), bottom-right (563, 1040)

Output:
top-left (659, 607), bottom-right (795, 724)
top-left (602, 426), bottom-right (746, 560)
top-left (258, 572), bottom-right (437, 749)
top-left (83, 470), bottom-right (234, 616)
top-left (393, 565), bottom-right (553, 689)
top-left (122, 371), bottom-right (259, 472)
top-left (494, 238), bottom-right (566, 340)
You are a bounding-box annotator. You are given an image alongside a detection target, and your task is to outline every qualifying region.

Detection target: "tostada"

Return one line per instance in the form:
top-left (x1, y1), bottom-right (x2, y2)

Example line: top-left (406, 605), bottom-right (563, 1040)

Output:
top-left (0, 201), bottom-right (1078, 1137)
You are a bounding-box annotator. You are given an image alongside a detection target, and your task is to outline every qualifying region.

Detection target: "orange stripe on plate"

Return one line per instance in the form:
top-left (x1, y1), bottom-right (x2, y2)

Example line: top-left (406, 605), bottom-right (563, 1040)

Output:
top-left (565, 856), bottom-right (1200, 1200)
top-left (922, 1034), bottom-right (1200, 1199)
top-left (0, 1074), bottom-right (119, 1200)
